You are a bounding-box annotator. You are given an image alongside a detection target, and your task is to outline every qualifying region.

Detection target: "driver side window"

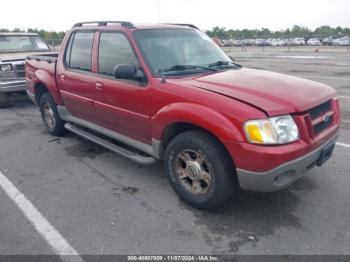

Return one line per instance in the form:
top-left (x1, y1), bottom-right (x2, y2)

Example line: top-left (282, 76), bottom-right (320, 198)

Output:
top-left (98, 32), bottom-right (137, 76)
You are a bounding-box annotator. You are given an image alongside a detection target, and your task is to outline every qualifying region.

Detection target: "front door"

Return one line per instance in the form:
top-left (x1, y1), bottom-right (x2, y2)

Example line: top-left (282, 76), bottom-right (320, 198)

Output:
top-left (93, 31), bottom-right (151, 143)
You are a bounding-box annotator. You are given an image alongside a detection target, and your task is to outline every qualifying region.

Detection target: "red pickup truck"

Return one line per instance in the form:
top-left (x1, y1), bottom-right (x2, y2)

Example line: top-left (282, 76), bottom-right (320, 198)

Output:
top-left (26, 21), bottom-right (340, 209)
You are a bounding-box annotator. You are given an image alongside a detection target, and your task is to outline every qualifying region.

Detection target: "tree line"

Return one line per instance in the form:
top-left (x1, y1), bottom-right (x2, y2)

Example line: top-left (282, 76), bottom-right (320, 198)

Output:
top-left (0, 28), bottom-right (66, 40)
top-left (206, 25), bottom-right (350, 39)
top-left (1, 25), bottom-right (350, 40)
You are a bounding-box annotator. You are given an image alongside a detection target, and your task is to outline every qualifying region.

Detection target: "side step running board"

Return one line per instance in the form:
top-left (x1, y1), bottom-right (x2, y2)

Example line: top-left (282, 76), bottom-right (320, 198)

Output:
top-left (64, 123), bottom-right (157, 165)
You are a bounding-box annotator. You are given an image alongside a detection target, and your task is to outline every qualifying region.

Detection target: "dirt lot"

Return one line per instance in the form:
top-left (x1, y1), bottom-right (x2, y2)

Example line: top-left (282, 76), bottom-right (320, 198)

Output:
top-left (0, 47), bottom-right (349, 260)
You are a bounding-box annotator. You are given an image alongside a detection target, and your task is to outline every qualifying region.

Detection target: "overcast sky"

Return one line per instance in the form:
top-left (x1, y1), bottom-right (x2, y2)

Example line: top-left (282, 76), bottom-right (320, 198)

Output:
top-left (1, 0), bottom-right (350, 31)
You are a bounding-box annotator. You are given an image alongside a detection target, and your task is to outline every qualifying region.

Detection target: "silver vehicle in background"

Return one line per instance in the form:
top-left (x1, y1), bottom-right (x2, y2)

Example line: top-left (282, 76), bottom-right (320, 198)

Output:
top-left (293, 38), bottom-right (306, 45)
top-left (307, 38), bottom-right (322, 46)
top-left (322, 36), bottom-right (335, 45)
top-left (333, 36), bottom-right (350, 46)
top-left (0, 33), bottom-right (51, 108)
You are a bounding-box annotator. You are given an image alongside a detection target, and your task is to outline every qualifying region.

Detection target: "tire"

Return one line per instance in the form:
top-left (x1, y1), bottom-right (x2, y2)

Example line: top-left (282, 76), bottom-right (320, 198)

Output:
top-left (39, 93), bottom-right (66, 136)
top-left (164, 130), bottom-right (237, 210)
top-left (0, 92), bottom-right (10, 108)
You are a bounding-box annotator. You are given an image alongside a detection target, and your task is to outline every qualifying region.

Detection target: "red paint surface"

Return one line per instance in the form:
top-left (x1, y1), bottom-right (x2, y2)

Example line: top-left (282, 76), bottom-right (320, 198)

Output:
top-left (26, 24), bottom-right (340, 172)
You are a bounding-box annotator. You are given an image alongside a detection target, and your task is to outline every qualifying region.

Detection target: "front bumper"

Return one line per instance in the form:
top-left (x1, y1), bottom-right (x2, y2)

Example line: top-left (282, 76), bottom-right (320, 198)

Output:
top-left (0, 80), bottom-right (27, 93)
top-left (236, 131), bottom-right (339, 192)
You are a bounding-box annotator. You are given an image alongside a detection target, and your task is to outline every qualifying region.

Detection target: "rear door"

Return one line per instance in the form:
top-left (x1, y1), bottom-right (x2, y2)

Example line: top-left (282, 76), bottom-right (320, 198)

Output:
top-left (57, 31), bottom-right (97, 122)
top-left (93, 31), bottom-right (151, 143)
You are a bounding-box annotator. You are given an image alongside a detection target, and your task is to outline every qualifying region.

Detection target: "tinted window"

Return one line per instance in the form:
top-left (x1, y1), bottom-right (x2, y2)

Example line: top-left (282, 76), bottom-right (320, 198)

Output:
top-left (68, 32), bottom-right (94, 71)
top-left (98, 33), bottom-right (137, 76)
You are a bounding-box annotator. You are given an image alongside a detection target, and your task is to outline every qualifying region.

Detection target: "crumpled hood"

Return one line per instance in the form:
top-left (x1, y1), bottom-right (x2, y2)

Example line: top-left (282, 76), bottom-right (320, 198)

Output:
top-left (0, 52), bottom-right (47, 62)
top-left (185, 68), bottom-right (336, 116)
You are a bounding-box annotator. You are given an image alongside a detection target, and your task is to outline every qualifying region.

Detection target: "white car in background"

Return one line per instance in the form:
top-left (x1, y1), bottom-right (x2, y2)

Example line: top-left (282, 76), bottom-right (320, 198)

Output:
top-left (243, 39), bottom-right (255, 46)
top-left (307, 38), bottom-right (321, 46)
top-left (293, 38), bottom-right (306, 45)
top-left (322, 36), bottom-right (334, 45)
top-left (270, 39), bottom-right (279, 46)
top-left (333, 36), bottom-right (350, 46)
top-left (232, 39), bottom-right (244, 46)
top-left (269, 38), bottom-right (286, 46)
top-left (255, 38), bottom-right (268, 46)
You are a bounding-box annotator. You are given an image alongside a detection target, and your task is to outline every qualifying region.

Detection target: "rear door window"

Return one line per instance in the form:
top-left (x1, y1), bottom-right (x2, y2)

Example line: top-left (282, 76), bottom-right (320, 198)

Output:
top-left (66, 32), bottom-right (94, 71)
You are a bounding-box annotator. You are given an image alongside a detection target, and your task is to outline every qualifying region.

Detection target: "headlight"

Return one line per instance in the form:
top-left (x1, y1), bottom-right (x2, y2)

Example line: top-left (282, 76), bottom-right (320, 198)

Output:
top-left (0, 64), bottom-right (13, 72)
top-left (244, 115), bottom-right (299, 144)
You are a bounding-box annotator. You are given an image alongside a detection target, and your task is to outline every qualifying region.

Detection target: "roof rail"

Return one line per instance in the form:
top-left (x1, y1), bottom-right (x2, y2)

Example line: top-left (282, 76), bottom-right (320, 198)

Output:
top-left (73, 21), bottom-right (134, 28)
top-left (163, 23), bottom-right (199, 30)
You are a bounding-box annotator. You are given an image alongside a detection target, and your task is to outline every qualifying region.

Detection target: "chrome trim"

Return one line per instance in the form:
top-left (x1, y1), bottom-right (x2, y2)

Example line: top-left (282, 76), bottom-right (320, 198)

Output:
top-left (0, 59), bottom-right (26, 92)
top-left (236, 131), bottom-right (339, 192)
top-left (26, 90), bottom-right (36, 104)
top-left (0, 80), bottom-right (27, 92)
top-left (57, 106), bottom-right (161, 159)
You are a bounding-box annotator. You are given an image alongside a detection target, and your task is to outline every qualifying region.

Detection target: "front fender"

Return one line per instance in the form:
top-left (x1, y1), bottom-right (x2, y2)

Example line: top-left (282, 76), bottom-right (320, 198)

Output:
top-left (152, 102), bottom-right (244, 142)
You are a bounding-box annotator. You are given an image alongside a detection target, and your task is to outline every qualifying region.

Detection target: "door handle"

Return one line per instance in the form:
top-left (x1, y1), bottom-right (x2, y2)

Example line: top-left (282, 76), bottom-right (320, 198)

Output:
top-left (96, 82), bottom-right (104, 91)
top-left (59, 74), bottom-right (66, 81)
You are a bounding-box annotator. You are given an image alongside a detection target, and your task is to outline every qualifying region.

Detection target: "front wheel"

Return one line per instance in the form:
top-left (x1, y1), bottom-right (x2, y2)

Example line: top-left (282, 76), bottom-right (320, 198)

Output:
top-left (164, 130), bottom-right (237, 210)
top-left (39, 93), bottom-right (66, 136)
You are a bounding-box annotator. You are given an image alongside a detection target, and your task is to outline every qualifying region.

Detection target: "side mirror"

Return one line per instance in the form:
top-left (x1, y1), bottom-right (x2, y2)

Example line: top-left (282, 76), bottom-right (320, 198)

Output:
top-left (113, 64), bottom-right (146, 82)
top-left (114, 64), bottom-right (137, 79)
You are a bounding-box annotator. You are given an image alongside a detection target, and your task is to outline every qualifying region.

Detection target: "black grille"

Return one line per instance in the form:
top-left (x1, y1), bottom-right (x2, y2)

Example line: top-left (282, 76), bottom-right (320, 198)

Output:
top-left (16, 71), bottom-right (25, 77)
top-left (313, 118), bottom-right (332, 134)
top-left (308, 100), bottom-right (331, 119)
top-left (15, 64), bottom-right (25, 78)
top-left (307, 100), bottom-right (332, 135)
top-left (15, 64), bottom-right (25, 71)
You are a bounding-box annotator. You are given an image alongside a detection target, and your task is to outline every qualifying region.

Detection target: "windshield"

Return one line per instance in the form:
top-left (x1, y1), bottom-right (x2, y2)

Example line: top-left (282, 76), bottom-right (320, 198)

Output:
top-left (0, 35), bottom-right (50, 53)
top-left (133, 29), bottom-right (235, 75)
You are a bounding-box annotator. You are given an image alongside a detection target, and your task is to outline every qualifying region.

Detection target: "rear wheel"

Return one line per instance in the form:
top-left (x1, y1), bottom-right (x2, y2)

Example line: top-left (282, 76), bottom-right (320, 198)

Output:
top-left (0, 92), bottom-right (10, 108)
top-left (39, 93), bottom-right (66, 136)
top-left (164, 130), bottom-right (237, 210)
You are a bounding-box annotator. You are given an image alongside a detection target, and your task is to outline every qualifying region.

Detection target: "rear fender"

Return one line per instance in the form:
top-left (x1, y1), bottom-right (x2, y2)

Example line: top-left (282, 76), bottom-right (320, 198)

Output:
top-left (34, 69), bottom-right (63, 105)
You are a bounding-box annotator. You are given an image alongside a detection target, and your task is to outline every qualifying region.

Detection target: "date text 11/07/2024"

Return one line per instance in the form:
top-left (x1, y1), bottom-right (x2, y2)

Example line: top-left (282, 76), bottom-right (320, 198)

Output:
top-left (127, 255), bottom-right (220, 261)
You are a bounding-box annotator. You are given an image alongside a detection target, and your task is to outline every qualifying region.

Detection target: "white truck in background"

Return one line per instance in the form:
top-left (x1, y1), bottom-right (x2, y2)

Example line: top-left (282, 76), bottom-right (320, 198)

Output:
top-left (0, 33), bottom-right (51, 107)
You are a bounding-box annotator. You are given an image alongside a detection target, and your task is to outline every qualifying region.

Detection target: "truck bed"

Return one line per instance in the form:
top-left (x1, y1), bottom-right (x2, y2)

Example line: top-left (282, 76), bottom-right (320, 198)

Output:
top-left (25, 53), bottom-right (60, 103)
top-left (26, 53), bottom-right (58, 77)
top-left (26, 53), bottom-right (59, 63)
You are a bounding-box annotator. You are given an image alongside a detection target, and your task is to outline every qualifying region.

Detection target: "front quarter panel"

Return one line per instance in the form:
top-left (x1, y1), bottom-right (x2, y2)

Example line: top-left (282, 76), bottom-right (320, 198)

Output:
top-left (152, 102), bottom-right (243, 142)
top-left (150, 78), bottom-right (267, 143)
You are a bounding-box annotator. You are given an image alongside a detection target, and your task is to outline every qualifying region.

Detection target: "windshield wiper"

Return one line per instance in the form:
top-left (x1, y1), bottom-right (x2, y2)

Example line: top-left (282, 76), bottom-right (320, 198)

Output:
top-left (208, 60), bottom-right (241, 68)
top-left (158, 64), bottom-right (217, 73)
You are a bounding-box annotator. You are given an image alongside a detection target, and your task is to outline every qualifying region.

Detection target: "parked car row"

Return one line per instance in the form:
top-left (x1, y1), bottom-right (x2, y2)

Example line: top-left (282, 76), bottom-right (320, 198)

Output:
top-left (220, 36), bottom-right (350, 47)
top-left (332, 36), bottom-right (350, 46)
